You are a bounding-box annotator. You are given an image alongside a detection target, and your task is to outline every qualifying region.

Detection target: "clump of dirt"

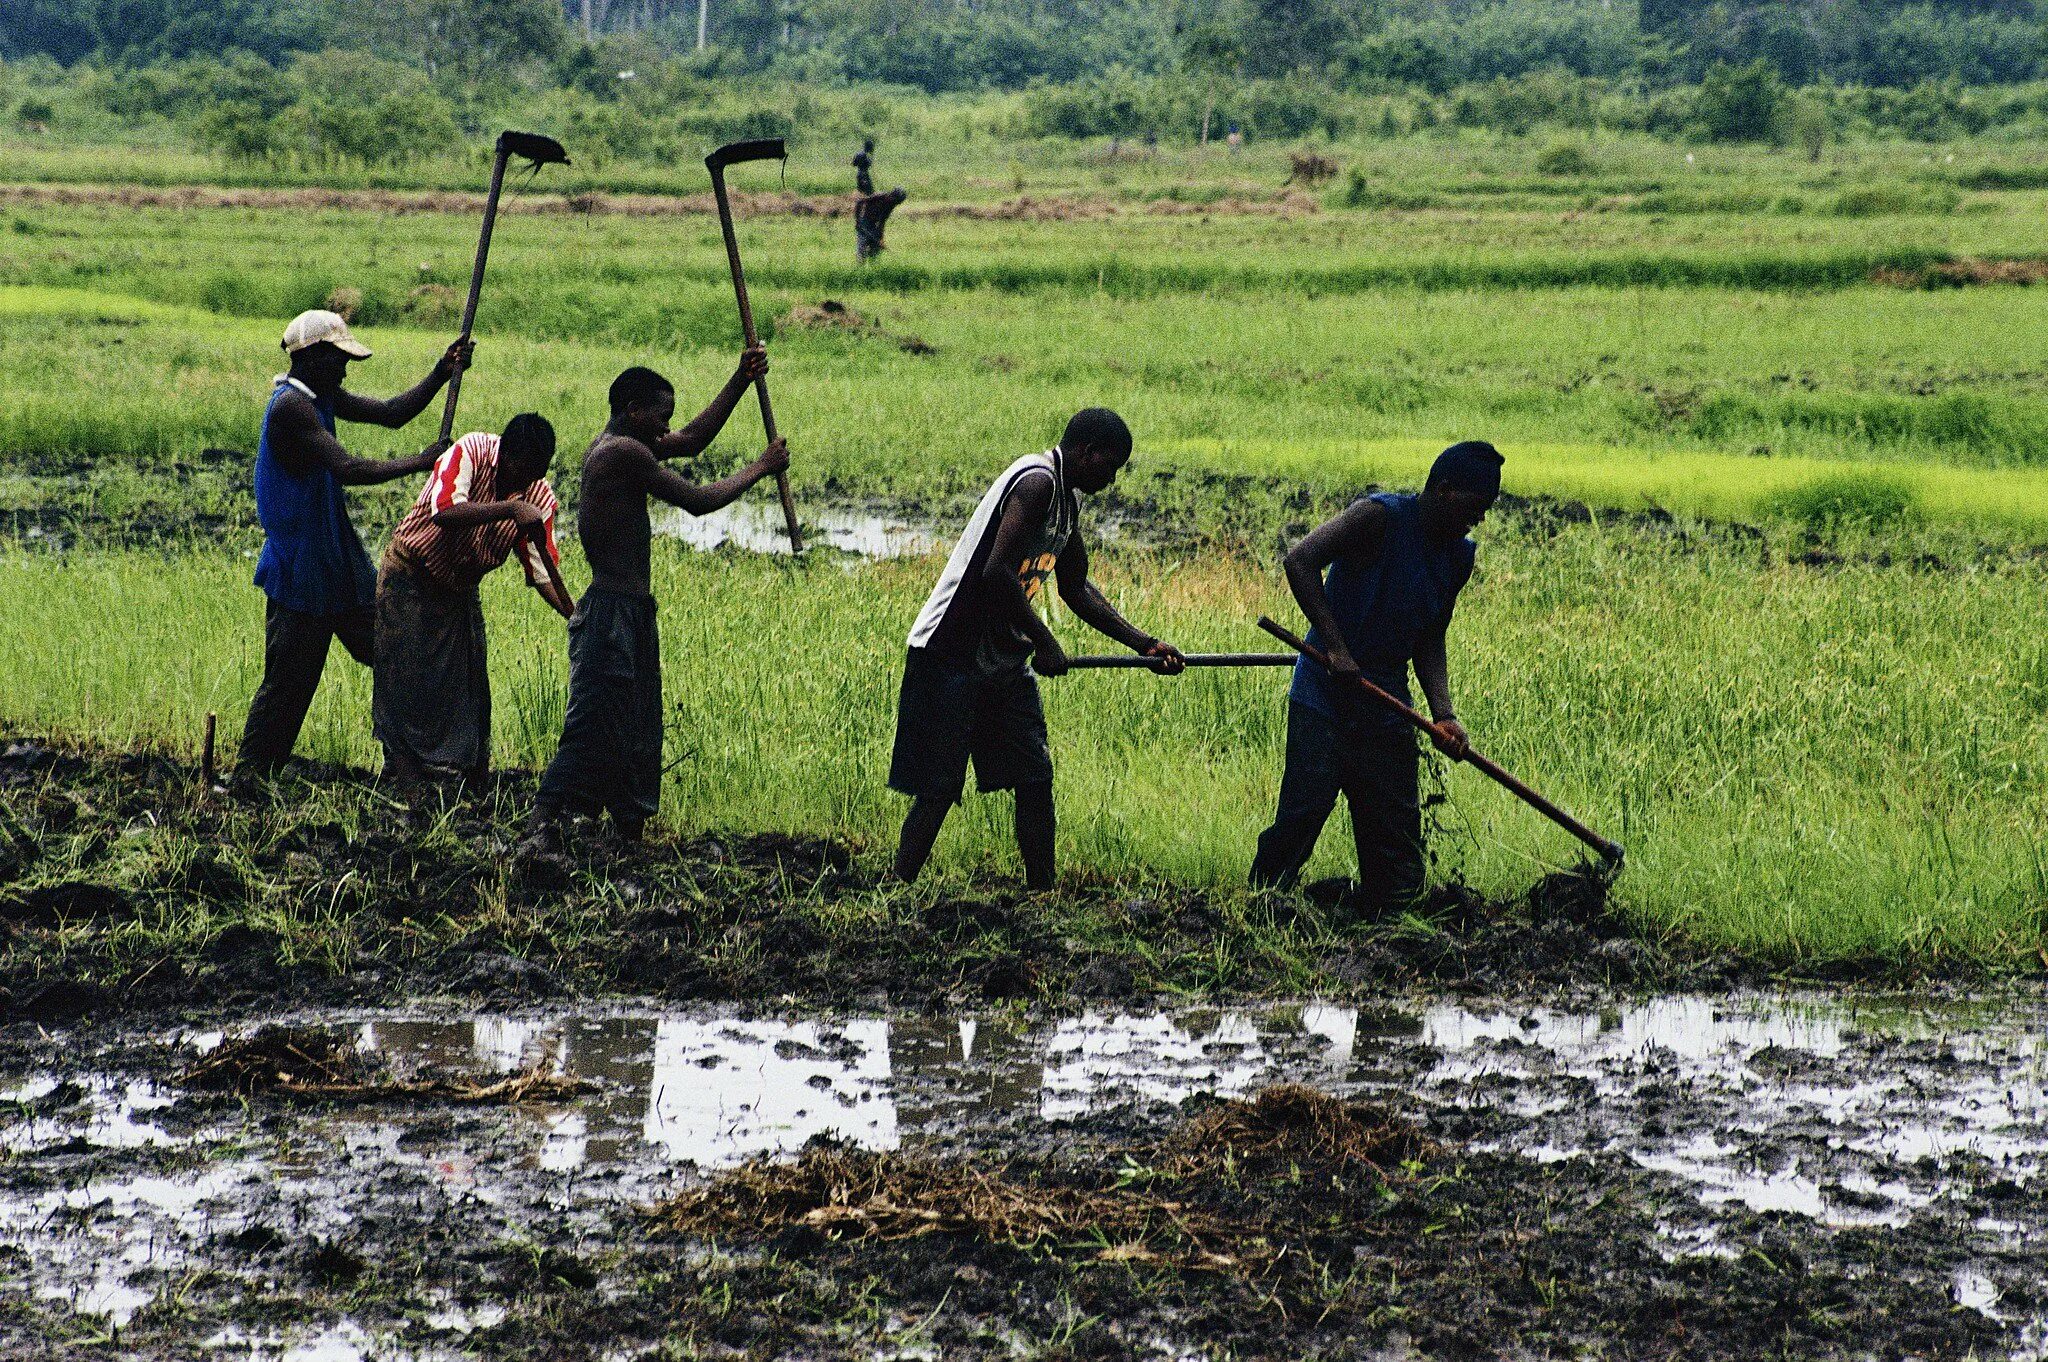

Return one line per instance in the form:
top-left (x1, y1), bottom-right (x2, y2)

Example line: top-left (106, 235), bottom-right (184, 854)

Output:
top-left (322, 285), bottom-right (363, 320)
top-left (778, 298), bottom-right (935, 354)
top-left (1168, 1084), bottom-right (1433, 1174)
top-left (1285, 152), bottom-right (1341, 187)
top-left (180, 1023), bottom-right (592, 1103)
top-left (401, 282), bottom-right (460, 325)
top-left (1872, 256), bottom-right (2048, 288)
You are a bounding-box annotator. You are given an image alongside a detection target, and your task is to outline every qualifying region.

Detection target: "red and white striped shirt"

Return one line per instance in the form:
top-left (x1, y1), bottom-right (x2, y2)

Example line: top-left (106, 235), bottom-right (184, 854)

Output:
top-left (387, 432), bottom-right (560, 594)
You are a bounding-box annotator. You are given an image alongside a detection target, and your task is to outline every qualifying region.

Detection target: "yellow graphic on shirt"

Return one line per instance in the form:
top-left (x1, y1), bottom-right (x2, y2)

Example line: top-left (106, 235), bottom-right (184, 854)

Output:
top-left (1018, 551), bottom-right (1059, 601)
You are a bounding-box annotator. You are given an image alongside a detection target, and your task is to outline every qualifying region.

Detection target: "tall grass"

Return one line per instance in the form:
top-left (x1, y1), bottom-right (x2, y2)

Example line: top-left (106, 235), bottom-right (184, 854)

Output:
top-left (2, 532), bottom-right (2042, 968)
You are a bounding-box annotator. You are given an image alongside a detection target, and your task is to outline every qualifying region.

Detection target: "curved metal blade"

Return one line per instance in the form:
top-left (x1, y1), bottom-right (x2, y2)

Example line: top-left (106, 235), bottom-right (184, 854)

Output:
top-left (498, 130), bottom-right (570, 167)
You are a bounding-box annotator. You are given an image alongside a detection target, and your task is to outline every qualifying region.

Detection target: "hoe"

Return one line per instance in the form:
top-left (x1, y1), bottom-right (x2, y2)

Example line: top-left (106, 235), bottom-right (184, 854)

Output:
top-left (707, 138), bottom-right (805, 552)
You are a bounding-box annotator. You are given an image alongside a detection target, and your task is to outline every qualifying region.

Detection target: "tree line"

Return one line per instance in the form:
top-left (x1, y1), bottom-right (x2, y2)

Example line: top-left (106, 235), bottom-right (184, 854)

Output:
top-left (5, 0), bottom-right (2044, 94)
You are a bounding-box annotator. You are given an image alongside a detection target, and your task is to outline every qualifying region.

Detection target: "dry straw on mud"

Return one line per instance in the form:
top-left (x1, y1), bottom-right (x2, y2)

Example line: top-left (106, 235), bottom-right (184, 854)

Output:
top-left (180, 1025), bottom-right (592, 1104)
top-left (652, 1086), bottom-right (1427, 1272)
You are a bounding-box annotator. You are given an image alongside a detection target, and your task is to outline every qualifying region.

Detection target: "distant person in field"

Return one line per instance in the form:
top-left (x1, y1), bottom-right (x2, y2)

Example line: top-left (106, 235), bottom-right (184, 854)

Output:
top-left (889, 408), bottom-right (1187, 891)
top-left (524, 350), bottom-right (787, 844)
top-left (1249, 441), bottom-right (1503, 913)
top-left (853, 137), bottom-right (907, 263)
top-left (238, 309), bottom-right (471, 777)
top-left (373, 412), bottom-right (574, 789)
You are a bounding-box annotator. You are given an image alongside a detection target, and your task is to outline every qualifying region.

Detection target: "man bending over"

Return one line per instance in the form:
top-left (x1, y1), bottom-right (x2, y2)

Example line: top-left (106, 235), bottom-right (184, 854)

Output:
top-left (889, 408), bottom-right (1186, 891)
top-left (1249, 441), bottom-right (1503, 914)
top-left (375, 412), bottom-right (574, 789)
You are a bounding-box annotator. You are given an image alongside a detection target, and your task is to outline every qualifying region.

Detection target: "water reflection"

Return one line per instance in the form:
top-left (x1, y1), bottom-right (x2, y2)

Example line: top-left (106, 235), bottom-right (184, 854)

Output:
top-left (658, 501), bottom-right (939, 558)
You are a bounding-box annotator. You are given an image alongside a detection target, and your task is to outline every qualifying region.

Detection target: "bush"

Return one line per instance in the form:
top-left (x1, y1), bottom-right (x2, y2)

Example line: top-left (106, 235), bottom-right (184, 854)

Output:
top-left (1694, 60), bottom-right (1785, 142)
top-left (1534, 139), bottom-right (1593, 175)
top-left (14, 97), bottom-right (53, 125)
top-left (1763, 472), bottom-right (1920, 531)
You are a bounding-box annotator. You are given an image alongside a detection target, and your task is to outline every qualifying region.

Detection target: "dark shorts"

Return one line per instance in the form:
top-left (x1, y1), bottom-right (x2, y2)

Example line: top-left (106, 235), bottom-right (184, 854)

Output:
top-left (537, 588), bottom-right (662, 827)
top-left (887, 647), bottom-right (1052, 801)
top-left (372, 557), bottom-right (489, 775)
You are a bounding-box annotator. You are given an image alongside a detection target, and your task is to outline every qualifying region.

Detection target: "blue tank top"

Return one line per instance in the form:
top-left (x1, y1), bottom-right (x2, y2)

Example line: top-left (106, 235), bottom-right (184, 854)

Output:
top-left (252, 379), bottom-right (377, 615)
top-left (1289, 491), bottom-right (1476, 728)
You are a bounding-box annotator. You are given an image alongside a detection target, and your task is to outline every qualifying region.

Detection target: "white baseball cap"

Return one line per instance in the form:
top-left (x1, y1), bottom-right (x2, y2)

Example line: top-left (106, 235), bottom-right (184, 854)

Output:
top-left (281, 309), bottom-right (372, 359)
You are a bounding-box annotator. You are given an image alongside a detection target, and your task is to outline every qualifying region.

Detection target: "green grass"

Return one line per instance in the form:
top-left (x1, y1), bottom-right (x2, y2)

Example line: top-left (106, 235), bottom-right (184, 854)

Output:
top-left (2, 530), bottom-right (2043, 968)
top-left (4, 129), bottom-right (2048, 973)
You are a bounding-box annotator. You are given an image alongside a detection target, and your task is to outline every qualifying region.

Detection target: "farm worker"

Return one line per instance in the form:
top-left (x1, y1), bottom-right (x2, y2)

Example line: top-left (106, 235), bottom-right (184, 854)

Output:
top-left (852, 137), bottom-right (907, 263)
top-left (238, 309), bottom-right (472, 777)
top-left (1248, 441), bottom-right (1503, 913)
top-left (523, 351), bottom-right (787, 844)
top-left (373, 413), bottom-right (575, 789)
top-left (888, 409), bottom-right (1187, 891)
top-left (853, 137), bottom-right (876, 195)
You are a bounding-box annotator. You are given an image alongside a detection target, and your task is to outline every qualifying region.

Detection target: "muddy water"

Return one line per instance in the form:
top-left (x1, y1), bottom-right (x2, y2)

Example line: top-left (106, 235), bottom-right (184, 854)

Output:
top-left (6, 990), bottom-right (2047, 1356)
top-left (657, 501), bottom-right (940, 558)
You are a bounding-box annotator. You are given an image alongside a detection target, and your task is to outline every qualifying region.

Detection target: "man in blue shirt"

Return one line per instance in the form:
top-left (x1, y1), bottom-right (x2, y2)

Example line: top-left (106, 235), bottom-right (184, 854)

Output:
top-left (239, 309), bottom-right (471, 776)
top-left (1249, 441), bottom-right (1503, 914)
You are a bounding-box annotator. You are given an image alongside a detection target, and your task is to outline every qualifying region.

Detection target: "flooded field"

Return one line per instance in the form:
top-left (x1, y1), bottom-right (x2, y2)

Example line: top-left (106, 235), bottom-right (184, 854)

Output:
top-left (4, 989), bottom-right (2044, 1359)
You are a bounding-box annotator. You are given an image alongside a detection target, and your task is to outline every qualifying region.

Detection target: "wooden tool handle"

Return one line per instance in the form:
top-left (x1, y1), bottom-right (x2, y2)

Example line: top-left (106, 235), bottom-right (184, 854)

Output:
top-left (1257, 616), bottom-right (1623, 865)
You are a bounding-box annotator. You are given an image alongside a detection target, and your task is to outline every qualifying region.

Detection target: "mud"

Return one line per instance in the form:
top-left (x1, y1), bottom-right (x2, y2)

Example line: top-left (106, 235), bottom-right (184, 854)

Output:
top-left (0, 181), bottom-right (1321, 223)
top-left (1872, 256), bottom-right (2048, 288)
top-left (2, 991), bottom-right (2042, 1358)
top-left (0, 734), bottom-right (1724, 1030)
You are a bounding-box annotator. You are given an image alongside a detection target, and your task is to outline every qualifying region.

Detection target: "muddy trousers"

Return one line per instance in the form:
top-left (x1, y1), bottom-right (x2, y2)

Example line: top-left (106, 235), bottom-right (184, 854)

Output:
top-left (1249, 702), bottom-right (1424, 912)
top-left (237, 597), bottom-right (374, 774)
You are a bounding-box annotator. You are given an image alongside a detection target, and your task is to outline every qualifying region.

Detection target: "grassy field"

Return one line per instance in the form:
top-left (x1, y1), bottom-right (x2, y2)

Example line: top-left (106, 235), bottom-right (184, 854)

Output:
top-left (1, 129), bottom-right (2046, 970)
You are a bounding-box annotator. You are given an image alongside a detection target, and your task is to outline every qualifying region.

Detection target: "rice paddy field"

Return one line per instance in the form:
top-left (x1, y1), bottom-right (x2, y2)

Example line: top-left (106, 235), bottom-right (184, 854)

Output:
top-left (2, 128), bottom-right (2046, 972)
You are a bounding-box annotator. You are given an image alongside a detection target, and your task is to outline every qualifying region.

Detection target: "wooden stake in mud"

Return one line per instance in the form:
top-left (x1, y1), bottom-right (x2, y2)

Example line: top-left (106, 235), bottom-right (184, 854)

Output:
top-left (706, 137), bottom-right (804, 552)
top-left (1059, 653), bottom-right (1295, 669)
top-left (200, 711), bottom-right (217, 792)
top-left (1257, 616), bottom-right (1624, 867)
top-left (438, 131), bottom-right (571, 444)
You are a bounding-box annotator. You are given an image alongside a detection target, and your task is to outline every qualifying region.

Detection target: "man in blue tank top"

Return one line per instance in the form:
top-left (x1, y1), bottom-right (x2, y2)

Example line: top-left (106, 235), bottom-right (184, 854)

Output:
top-left (238, 309), bottom-right (472, 777)
top-left (1249, 441), bottom-right (1504, 914)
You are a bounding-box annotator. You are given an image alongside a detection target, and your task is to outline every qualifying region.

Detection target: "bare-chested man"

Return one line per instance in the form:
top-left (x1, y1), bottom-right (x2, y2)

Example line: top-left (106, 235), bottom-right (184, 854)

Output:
top-left (526, 350), bottom-right (788, 842)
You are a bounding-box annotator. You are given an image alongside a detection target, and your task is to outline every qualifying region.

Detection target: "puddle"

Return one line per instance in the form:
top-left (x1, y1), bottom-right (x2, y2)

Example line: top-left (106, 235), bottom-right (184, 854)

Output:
top-left (658, 500), bottom-right (938, 558)
top-left (6, 990), bottom-right (2048, 1352)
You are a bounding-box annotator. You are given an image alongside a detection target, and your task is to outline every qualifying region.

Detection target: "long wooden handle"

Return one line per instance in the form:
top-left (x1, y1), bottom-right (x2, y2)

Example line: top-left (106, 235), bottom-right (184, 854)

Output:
top-left (709, 169), bottom-right (804, 552)
top-left (1060, 653), bottom-right (1295, 669)
top-left (438, 145), bottom-right (510, 444)
top-left (1257, 616), bottom-right (1623, 865)
top-left (526, 522), bottom-right (573, 612)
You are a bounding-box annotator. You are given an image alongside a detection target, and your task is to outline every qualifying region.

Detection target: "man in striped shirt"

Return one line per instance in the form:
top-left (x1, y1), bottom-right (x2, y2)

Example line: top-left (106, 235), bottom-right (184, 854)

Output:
top-left (373, 413), bottom-right (573, 788)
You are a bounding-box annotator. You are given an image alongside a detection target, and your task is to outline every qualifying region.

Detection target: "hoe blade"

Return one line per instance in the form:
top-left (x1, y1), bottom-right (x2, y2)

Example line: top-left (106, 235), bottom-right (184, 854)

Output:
top-left (706, 138), bottom-right (786, 173)
top-left (498, 130), bottom-right (570, 167)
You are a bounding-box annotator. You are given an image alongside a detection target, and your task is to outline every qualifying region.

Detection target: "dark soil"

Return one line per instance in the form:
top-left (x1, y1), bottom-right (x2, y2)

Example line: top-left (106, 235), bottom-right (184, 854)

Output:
top-left (0, 734), bottom-right (1768, 1028)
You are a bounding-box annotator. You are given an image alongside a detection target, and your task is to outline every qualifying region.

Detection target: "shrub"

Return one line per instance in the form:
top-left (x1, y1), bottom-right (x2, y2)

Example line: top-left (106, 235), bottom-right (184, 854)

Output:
top-left (1534, 139), bottom-right (1593, 175)
top-left (1763, 472), bottom-right (1920, 531)
top-left (1694, 60), bottom-right (1785, 142)
top-left (14, 97), bottom-right (53, 126)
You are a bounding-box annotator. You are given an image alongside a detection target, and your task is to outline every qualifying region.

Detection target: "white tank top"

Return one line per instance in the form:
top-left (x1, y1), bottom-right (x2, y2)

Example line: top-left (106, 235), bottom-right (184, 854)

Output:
top-left (908, 448), bottom-right (1076, 653)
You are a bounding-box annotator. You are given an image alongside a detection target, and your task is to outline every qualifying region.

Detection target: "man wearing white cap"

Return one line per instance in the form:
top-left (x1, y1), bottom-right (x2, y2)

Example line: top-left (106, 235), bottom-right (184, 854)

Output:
top-left (237, 309), bottom-right (472, 776)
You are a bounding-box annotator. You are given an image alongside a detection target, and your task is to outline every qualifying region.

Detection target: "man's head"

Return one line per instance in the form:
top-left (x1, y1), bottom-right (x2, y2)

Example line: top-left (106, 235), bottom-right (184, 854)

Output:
top-left (608, 366), bottom-right (676, 440)
top-left (499, 412), bottom-right (556, 487)
top-left (1420, 440), bottom-right (1503, 542)
top-left (1059, 408), bottom-right (1132, 494)
top-left (280, 309), bottom-right (370, 394)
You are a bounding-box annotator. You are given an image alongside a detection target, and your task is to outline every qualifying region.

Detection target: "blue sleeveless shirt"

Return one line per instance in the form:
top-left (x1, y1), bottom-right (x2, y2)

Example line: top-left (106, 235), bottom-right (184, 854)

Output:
top-left (1289, 491), bottom-right (1476, 729)
top-left (252, 379), bottom-right (377, 615)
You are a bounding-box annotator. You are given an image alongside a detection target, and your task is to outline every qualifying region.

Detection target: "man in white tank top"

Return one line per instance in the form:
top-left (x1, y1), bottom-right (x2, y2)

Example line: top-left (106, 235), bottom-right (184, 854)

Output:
top-left (888, 409), bottom-right (1187, 890)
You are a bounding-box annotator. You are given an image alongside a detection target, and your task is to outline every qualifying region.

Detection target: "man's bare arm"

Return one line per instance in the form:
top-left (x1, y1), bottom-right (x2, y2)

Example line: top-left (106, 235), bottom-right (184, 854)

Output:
top-left (270, 391), bottom-right (441, 486)
top-left (1054, 532), bottom-right (1169, 656)
top-left (431, 499), bottom-right (544, 532)
top-left (979, 477), bottom-right (1065, 669)
top-left (653, 348), bottom-right (767, 462)
top-left (1282, 499), bottom-right (1388, 684)
top-left (637, 438), bottom-right (789, 515)
top-left (330, 340), bottom-right (469, 429)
